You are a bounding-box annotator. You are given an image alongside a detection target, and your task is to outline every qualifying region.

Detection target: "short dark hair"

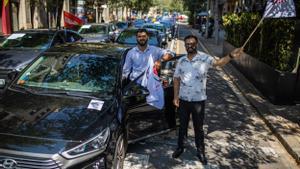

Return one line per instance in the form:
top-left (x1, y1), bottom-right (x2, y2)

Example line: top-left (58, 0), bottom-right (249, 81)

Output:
top-left (136, 28), bottom-right (149, 36)
top-left (184, 35), bottom-right (198, 43)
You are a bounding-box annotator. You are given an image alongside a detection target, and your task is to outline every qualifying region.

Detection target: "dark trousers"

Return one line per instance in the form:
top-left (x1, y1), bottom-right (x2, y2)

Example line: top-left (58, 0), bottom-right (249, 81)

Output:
top-left (177, 99), bottom-right (205, 151)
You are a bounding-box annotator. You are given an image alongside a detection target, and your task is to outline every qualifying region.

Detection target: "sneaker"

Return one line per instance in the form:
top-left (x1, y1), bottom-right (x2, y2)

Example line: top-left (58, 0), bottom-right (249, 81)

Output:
top-left (172, 148), bottom-right (184, 158)
top-left (196, 151), bottom-right (207, 165)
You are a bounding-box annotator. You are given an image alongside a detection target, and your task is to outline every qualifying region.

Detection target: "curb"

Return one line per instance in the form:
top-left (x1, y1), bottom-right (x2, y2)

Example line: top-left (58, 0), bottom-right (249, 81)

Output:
top-left (223, 64), bottom-right (300, 164)
top-left (196, 32), bottom-right (300, 164)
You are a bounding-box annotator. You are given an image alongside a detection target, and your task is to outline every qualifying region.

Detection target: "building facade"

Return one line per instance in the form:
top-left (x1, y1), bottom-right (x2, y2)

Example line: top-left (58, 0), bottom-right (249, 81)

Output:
top-left (0, 0), bottom-right (109, 35)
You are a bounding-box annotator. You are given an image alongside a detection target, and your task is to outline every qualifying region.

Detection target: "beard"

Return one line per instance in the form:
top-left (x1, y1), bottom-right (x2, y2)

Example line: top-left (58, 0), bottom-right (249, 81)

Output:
top-left (186, 46), bottom-right (197, 54)
top-left (137, 39), bottom-right (148, 46)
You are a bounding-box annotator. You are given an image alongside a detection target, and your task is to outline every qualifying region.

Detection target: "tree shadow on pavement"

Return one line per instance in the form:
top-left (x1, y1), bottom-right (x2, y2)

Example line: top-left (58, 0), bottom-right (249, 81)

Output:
top-left (204, 69), bottom-right (279, 168)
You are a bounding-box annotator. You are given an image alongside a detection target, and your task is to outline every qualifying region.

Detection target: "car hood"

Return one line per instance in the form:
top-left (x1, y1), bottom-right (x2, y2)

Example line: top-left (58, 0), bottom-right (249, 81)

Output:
top-left (0, 90), bottom-right (115, 154)
top-left (82, 34), bottom-right (108, 42)
top-left (0, 49), bottom-right (42, 69)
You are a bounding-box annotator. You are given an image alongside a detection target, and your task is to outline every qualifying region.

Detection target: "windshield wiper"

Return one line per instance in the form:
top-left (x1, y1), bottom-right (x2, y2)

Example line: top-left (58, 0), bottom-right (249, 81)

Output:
top-left (10, 84), bottom-right (37, 94)
top-left (38, 90), bottom-right (100, 100)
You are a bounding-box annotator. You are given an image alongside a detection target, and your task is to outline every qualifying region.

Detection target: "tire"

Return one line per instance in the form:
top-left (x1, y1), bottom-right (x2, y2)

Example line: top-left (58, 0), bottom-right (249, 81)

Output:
top-left (112, 134), bottom-right (126, 169)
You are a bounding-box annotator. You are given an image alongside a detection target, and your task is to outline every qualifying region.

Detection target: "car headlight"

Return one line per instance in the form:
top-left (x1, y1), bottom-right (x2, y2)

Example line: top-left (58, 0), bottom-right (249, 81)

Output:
top-left (61, 127), bottom-right (110, 159)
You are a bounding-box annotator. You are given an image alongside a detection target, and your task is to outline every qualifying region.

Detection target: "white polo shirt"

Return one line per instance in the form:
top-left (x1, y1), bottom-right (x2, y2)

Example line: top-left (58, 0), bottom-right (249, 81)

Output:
top-left (173, 51), bottom-right (214, 102)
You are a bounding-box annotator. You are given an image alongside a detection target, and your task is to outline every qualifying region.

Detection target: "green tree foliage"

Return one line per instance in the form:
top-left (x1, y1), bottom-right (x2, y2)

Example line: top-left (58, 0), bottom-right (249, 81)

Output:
top-left (108, 0), bottom-right (156, 13)
top-left (182, 0), bottom-right (205, 24)
top-left (169, 0), bottom-right (183, 12)
top-left (222, 13), bottom-right (298, 72)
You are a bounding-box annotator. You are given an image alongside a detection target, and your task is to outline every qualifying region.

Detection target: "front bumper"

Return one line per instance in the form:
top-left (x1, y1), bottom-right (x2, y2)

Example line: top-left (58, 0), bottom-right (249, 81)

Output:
top-left (0, 150), bottom-right (109, 169)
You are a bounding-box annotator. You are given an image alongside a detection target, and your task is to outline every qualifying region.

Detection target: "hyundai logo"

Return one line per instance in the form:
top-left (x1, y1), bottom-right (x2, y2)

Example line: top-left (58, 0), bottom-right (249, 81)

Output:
top-left (2, 159), bottom-right (18, 169)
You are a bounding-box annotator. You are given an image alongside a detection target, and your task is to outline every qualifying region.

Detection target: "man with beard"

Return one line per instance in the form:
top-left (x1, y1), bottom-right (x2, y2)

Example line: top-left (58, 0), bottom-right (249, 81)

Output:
top-left (122, 29), bottom-right (173, 84)
top-left (172, 35), bottom-right (243, 164)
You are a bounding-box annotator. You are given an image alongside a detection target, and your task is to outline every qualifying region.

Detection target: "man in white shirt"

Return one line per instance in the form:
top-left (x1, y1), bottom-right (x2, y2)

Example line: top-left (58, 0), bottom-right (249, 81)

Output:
top-left (172, 35), bottom-right (243, 164)
top-left (122, 29), bottom-right (173, 83)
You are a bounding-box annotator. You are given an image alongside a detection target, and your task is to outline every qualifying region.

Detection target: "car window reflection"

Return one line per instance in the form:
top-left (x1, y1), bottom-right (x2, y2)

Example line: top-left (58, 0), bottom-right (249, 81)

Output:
top-left (1, 33), bottom-right (53, 49)
top-left (16, 54), bottom-right (118, 93)
top-left (116, 30), bottom-right (159, 46)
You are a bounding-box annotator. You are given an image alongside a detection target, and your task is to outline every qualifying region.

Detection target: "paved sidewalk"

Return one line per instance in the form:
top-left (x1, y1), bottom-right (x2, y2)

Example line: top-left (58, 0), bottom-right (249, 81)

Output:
top-left (191, 28), bottom-right (300, 164)
top-left (124, 25), bottom-right (299, 169)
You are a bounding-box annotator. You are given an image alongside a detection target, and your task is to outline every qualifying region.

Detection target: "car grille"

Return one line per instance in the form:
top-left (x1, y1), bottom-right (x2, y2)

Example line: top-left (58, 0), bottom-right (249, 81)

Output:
top-left (0, 154), bottom-right (62, 169)
top-left (0, 69), bottom-right (13, 86)
top-left (0, 69), bottom-right (11, 78)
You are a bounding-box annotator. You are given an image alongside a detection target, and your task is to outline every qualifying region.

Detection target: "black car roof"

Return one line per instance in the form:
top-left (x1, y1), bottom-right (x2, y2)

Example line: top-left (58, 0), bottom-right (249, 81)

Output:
top-left (14, 29), bottom-right (76, 34)
top-left (81, 23), bottom-right (111, 26)
top-left (122, 28), bottom-right (159, 33)
top-left (44, 43), bottom-right (127, 59)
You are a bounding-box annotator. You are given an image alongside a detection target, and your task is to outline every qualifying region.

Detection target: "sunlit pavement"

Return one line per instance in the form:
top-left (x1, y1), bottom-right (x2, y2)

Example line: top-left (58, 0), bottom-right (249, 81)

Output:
top-left (123, 24), bottom-right (299, 169)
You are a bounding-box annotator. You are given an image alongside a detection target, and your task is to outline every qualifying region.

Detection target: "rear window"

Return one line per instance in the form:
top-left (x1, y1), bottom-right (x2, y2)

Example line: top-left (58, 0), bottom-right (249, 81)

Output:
top-left (116, 30), bottom-right (159, 46)
top-left (78, 25), bottom-right (107, 34)
top-left (1, 32), bottom-right (53, 49)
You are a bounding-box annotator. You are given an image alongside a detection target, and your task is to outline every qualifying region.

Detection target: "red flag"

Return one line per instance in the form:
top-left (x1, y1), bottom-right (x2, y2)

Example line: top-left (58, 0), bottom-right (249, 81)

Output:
top-left (63, 11), bottom-right (84, 29)
top-left (2, 0), bottom-right (12, 35)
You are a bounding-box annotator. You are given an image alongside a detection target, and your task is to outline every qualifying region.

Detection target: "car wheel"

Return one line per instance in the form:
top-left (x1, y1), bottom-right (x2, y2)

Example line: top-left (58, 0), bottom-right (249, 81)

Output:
top-left (112, 134), bottom-right (125, 169)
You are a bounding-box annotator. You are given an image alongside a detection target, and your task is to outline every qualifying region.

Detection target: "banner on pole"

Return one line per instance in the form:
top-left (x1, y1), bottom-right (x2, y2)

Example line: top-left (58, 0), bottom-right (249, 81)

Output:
top-left (263, 0), bottom-right (296, 18)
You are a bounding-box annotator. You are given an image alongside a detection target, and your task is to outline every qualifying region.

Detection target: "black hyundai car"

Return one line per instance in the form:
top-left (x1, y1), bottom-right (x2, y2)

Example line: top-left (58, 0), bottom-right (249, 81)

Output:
top-left (0, 43), bottom-right (176, 169)
top-left (0, 29), bottom-right (83, 96)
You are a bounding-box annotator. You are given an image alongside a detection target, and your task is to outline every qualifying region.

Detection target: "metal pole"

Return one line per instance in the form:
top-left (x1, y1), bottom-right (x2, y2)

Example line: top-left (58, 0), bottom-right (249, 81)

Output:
top-left (205, 0), bottom-right (210, 38)
top-left (56, 0), bottom-right (59, 29)
top-left (214, 0), bottom-right (219, 44)
top-left (241, 16), bottom-right (264, 48)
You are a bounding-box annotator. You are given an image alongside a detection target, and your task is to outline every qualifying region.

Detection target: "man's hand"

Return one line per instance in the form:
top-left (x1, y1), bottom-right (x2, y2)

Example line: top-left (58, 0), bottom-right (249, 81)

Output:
top-left (154, 60), bottom-right (161, 72)
top-left (162, 53), bottom-right (173, 61)
top-left (173, 97), bottom-right (180, 107)
top-left (230, 47), bottom-right (244, 59)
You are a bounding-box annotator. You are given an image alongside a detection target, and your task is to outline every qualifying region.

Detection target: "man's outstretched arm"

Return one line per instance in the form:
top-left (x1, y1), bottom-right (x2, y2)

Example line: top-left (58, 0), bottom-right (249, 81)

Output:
top-left (213, 47), bottom-right (244, 67)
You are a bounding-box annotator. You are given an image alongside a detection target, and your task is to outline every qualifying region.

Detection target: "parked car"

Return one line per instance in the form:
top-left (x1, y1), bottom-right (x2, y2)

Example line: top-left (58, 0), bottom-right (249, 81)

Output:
top-left (0, 33), bottom-right (8, 44)
top-left (0, 43), bottom-right (176, 169)
top-left (133, 19), bottom-right (146, 28)
top-left (0, 29), bottom-right (83, 95)
top-left (160, 18), bottom-right (177, 40)
top-left (115, 21), bottom-right (129, 31)
top-left (78, 23), bottom-right (117, 43)
top-left (115, 28), bottom-right (167, 48)
top-left (142, 23), bottom-right (168, 45)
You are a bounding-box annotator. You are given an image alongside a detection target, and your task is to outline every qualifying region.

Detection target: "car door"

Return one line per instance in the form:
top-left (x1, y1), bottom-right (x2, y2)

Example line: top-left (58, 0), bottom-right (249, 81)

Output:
top-left (51, 32), bottom-right (66, 46)
top-left (121, 51), bottom-right (173, 142)
top-left (109, 24), bottom-right (117, 41)
top-left (66, 31), bottom-right (83, 42)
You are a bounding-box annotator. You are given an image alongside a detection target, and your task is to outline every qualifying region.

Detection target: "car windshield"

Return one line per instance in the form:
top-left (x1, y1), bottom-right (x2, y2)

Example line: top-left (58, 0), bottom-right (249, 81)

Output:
top-left (78, 25), bottom-right (107, 34)
top-left (143, 25), bottom-right (166, 33)
top-left (160, 21), bottom-right (172, 29)
top-left (15, 53), bottom-right (118, 94)
top-left (1, 32), bottom-right (53, 49)
top-left (116, 22), bottom-right (128, 29)
top-left (116, 30), bottom-right (159, 46)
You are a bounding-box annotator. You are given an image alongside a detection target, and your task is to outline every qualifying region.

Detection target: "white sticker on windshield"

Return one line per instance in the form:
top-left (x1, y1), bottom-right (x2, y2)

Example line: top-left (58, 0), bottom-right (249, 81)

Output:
top-left (7, 33), bottom-right (26, 39)
top-left (88, 100), bottom-right (104, 111)
top-left (81, 25), bottom-right (92, 29)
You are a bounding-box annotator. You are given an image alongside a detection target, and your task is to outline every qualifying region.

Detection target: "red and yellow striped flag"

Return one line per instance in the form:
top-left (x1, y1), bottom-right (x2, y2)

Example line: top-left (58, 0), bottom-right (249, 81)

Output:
top-left (2, 0), bottom-right (12, 35)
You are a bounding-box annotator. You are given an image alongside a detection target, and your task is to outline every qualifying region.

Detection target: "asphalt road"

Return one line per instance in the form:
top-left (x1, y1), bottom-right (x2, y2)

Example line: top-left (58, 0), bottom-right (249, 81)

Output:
top-left (123, 24), bottom-right (300, 169)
